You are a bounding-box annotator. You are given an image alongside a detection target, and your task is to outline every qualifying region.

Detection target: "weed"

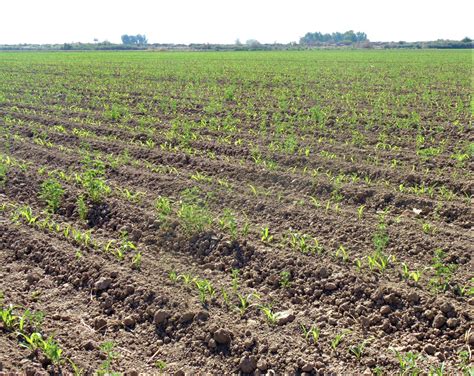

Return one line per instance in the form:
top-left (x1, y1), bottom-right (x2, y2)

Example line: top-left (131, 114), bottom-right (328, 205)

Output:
top-left (0, 161), bottom-right (7, 186)
top-left (391, 348), bottom-right (422, 376)
top-left (169, 270), bottom-right (178, 282)
top-left (429, 249), bottom-right (456, 292)
top-left (178, 189), bottom-right (211, 234)
top-left (155, 359), bottom-right (167, 371)
top-left (132, 252), bottom-right (142, 270)
top-left (98, 341), bottom-right (119, 376)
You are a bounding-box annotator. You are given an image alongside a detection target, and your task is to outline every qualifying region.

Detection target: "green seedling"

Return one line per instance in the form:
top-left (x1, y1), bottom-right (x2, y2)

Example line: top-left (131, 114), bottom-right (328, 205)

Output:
top-left (280, 271), bottom-right (291, 288)
top-left (335, 245), bottom-right (349, 262)
top-left (39, 178), bottom-right (64, 213)
top-left (259, 305), bottom-right (277, 325)
top-left (349, 339), bottom-right (370, 360)
top-left (301, 324), bottom-right (320, 344)
top-left (429, 249), bottom-right (456, 292)
top-left (236, 292), bottom-right (260, 316)
top-left (260, 227), bottom-right (273, 243)
top-left (155, 196), bottom-right (172, 221)
top-left (231, 269), bottom-right (240, 292)
top-left (0, 304), bottom-right (18, 329)
top-left (194, 279), bottom-right (215, 304)
top-left (391, 348), bottom-right (422, 376)
top-left (331, 330), bottom-right (350, 351)
top-left (98, 341), bottom-right (119, 376)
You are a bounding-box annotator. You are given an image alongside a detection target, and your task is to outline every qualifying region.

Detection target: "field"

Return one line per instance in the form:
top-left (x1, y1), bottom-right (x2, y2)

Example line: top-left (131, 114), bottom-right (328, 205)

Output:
top-left (0, 50), bottom-right (472, 375)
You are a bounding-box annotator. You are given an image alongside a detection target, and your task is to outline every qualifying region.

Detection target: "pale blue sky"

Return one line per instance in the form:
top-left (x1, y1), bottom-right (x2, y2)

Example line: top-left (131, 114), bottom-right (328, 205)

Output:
top-left (1, 0), bottom-right (472, 44)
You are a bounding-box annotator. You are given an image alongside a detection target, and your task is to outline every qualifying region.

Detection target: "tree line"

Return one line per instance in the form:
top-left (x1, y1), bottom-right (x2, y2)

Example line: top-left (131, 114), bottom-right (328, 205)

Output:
top-left (300, 30), bottom-right (368, 45)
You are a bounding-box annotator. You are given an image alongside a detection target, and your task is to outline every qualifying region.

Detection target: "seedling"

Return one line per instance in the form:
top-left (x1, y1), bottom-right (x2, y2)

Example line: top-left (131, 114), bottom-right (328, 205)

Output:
top-left (301, 324), bottom-right (320, 344)
top-left (155, 196), bottom-right (172, 222)
top-left (194, 279), bottom-right (215, 304)
top-left (331, 330), bottom-right (350, 351)
top-left (39, 178), bottom-right (64, 213)
top-left (429, 249), bottom-right (456, 292)
top-left (236, 292), bottom-right (260, 316)
top-left (260, 227), bottom-right (273, 243)
top-left (76, 195), bottom-right (88, 220)
top-left (391, 348), bottom-right (422, 375)
top-left (155, 359), bottom-right (167, 371)
top-left (280, 271), bottom-right (291, 288)
top-left (217, 209), bottom-right (238, 240)
top-left (349, 339), bottom-right (370, 361)
top-left (335, 245), bottom-right (349, 262)
top-left (259, 305), bottom-right (277, 325)
top-left (357, 205), bottom-right (365, 220)
top-left (97, 341), bottom-right (119, 376)
top-left (231, 269), bottom-right (240, 292)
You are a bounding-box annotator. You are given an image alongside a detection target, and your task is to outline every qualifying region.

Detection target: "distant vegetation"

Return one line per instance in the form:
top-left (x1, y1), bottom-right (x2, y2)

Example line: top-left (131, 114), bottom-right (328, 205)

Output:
top-left (0, 33), bottom-right (471, 51)
top-left (121, 34), bottom-right (148, 46)
top-left (299, 30), bottom-right (368, 45)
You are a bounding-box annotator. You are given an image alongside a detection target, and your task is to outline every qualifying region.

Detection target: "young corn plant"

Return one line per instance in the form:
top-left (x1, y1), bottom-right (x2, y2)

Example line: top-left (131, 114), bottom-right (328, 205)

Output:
top-left (155, 196), bottom-right (172, 222)
top-left (259, 305), bottom-right (277, 325)
top-left (301, 324), bottom-right (320, 345)
top-left (194, 279), bottom-right (215, 305)
top-left (331, 330), bottom-right (350, 351)
top-left (279, 271), bottom-right (291, 288)
top-left (236, 292), bottom-right (260, 316)
top-left (39, 178), bottom-right (64, 213)
top-left (217, 209), bottom-right (238, 240)
top-left (76, 195), bottom-right (88, 221)
top-left (357, 205), bottom-right (365, 221)
top-left (349, 339), bottom-right (370, 361)
top-left (260, 226), bottom-right (273, 244)
top-left (335, 245), bottom-right (349, 263)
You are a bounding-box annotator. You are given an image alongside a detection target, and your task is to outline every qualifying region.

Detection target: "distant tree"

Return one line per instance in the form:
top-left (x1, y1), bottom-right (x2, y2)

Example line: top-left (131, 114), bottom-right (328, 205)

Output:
top-left (461, 37), bottom-right (472, 43)
top-left (299, 30), bottom-right (368, 45)
top-left (246, 39), bottom-right (260, 47)
top-left (235, 38), bottom-right (242, 45)
top-left (62, 43), bottom-right (73, 50)
top-left (121, 34), bottom-right (148, 45)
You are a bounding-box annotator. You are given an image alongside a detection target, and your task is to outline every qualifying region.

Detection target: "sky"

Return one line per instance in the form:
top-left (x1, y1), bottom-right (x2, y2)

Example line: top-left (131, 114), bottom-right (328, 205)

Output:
top-left (1, 0), bottom-right (472, 44)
